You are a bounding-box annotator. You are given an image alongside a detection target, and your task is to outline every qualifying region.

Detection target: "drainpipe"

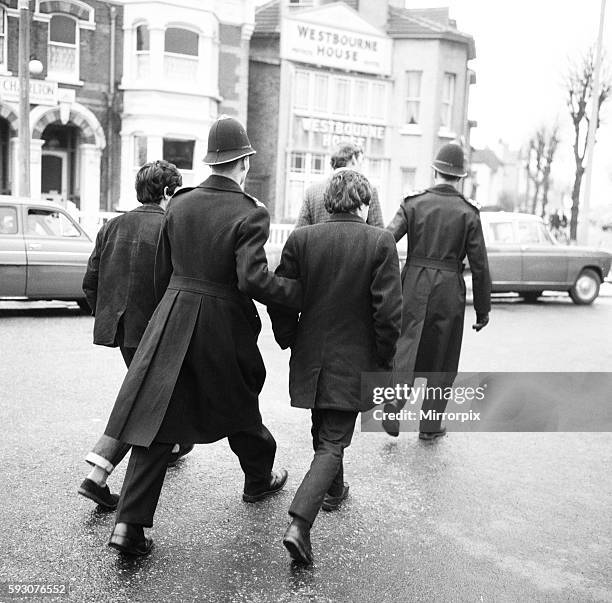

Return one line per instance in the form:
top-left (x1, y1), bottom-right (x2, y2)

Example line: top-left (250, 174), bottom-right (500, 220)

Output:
top-left (106, 4), bottom-right (117, 211)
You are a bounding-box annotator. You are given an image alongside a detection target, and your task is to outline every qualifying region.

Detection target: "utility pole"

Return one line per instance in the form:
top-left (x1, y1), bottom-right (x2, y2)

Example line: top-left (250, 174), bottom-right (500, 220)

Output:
top-left (579, 0), bottom-right (607, 245)
top-left (17, 0), bottom-right (31, 197)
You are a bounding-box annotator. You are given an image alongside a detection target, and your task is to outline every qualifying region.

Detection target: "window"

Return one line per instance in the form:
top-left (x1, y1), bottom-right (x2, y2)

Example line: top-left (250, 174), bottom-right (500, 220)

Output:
top-left (353, 80), bottom-right (369, 118)
top-left (517, 221), bottom-right (540, 244)
top-left (26, 209), bottom-right (80, 238)
top-left (290, 152), bottom-right (306, 173)
top-left (489, 222), bottom-right (515, 244)
top-left (135, 24), bottom-right (150, 79)
top-left (163, 138), bottom-right (194, 170)
top-left (0, 8), bottom-right (6, 70)
top-left (165, 28), bottom-right (198, 56)
top-left (134, 136), bottom-right (147, 168)
top-left (48, 15), bottom-right (79, 81)
top-left (311, 154), bottom-right (325, 175)
top-left (136, 25), bottom-right (149, 52)
top-left (441, 73), bottom-right (456, 130)
top-left (333, 78), bottom-right (350, 115)
top-left (405, 71), bottom-right (422, 125)
top-left (293, 71), bottom-right (310, 110)
top-left (0, 206), bottom-right (17, 235)
top-left (313, 74), bottom-right (329, 112)
top-left (164, 28), bottom-right (199, 80)
top-left (401, 167), bottom-right (417, 193)
top-left (370, 83), bottom-right (386, 120)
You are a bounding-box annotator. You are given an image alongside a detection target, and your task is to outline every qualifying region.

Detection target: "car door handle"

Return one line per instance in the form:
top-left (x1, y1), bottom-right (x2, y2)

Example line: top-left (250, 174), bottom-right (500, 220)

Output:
top-left (28, 243), bottom-right (42, 250)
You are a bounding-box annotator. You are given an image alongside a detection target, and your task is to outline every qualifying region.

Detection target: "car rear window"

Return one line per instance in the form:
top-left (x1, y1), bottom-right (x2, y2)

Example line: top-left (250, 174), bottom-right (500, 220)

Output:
top-left (0, 206), bottom-right (17, 235)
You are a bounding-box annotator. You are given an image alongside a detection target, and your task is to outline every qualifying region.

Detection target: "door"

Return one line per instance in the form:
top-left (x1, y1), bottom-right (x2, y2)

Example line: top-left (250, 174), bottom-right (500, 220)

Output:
top-left (482, 219), bottom-right (522, 290)
top-left (41, 151), bottom-right (68, 201)
top-left (519, 220), bottom-right (568, 285)
top-left (0, 204), bottom-right (27, 296)
top-left (24, 206), bottom-right (92, 299)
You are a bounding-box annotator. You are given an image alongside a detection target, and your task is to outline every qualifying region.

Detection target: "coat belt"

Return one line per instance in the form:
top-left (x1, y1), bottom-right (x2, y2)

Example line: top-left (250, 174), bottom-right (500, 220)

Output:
top-left (408, 256), bottom-right (463, 273)
top-left (168, 275), bottom-right (242, 301)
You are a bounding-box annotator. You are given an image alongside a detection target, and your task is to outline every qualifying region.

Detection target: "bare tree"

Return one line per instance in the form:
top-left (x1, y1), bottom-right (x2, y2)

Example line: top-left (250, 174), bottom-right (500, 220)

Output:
top-left (566, 48), bottom-right (611, 240)
top-left (525, 126), bottom-right (560, 216)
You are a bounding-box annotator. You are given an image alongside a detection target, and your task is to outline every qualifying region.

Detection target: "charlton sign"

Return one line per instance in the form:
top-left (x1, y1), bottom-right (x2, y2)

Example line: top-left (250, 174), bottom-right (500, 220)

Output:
top-left (281, 17), bottom-right (392, 76)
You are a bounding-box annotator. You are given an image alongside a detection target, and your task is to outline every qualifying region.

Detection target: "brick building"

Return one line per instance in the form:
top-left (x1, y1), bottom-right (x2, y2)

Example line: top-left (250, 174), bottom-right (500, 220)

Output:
top-left (1, 0), bottom-right (255, 220)
top-left (247, 0), bottom-right (476, 223)
top-left (1, 0), bottom-right (123, 222)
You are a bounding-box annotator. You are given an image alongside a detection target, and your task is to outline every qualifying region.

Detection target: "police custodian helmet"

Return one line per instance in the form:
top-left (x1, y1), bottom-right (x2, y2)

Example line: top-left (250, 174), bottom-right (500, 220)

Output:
top-left (203, 116), bottom-right (256, 165)
top-left (431, 143), bottom-right (467, 178)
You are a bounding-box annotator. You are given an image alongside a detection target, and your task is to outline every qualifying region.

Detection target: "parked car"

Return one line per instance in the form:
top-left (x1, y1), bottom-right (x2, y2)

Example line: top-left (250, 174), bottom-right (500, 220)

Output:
top-left (478, 212), bottom-right (611, 304)
top-left (0, 196), bottom-right (93, 309)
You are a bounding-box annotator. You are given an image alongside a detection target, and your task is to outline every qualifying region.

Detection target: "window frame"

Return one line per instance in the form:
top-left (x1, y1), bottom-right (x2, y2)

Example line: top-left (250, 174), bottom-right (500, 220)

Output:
top-left (440, 72), bottom-right (456, 131)
top-left (405, 70), bottom-right (422, 126)
top-left (47, 14), bottom-right (80, 83)
top-left (162, 137), bottom-right (195, 172)
top-left (164, 27), bottom-right (199, 58)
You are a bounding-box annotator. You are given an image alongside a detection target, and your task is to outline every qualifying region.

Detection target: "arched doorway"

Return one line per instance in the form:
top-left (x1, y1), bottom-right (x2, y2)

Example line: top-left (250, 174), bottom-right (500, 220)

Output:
top-left (30, 103), bottom-right (105, 224)
top-left (40, 123), bottom-right (81, 207)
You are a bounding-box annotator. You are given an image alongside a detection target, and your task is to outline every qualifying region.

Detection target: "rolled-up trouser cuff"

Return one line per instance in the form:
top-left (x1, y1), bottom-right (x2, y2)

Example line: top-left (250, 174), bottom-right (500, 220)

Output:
top-left (85, 452), bottom-right (115, 474)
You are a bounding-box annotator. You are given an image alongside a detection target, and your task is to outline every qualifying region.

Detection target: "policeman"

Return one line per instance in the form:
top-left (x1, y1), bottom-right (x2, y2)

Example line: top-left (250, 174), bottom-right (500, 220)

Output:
top-left (104, 116), bottom-right (301, 555)
top-left (385, 143), bottom-right (491, 440)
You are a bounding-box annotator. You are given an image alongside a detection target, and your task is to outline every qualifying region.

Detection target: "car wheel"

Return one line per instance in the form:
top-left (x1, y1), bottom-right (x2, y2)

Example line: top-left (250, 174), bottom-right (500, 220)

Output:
top-left (77, 299), bottom-right (91, 313)
top-left (520, 291), bottom-right (543, 303)
top-left (569, 269), bottom-right (600, 305)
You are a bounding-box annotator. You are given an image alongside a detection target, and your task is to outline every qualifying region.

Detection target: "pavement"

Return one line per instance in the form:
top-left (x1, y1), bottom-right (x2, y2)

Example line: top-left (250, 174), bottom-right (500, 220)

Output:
top-left (0, 296), bottom-right (611, 602)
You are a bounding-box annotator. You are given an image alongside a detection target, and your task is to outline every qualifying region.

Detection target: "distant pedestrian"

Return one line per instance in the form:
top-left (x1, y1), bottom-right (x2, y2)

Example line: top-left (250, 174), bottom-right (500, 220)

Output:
top-left (269, 169), bottom-right (402, 564)
top-left (78, 160), bottom-right (189, 510)
top-left (104, 117), bottom-right (301, 556)
top-left (385, 143), bottom-right (491, 440)
top-left (295, 143), bottom-right (384, 228)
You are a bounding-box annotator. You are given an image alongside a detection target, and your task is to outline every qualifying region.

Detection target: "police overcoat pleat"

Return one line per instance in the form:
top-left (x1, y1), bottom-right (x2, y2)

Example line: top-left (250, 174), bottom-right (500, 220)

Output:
top-left (387, 184), bottom-right (491, 382)
top-left (104, 175), bottom-right (301, 447)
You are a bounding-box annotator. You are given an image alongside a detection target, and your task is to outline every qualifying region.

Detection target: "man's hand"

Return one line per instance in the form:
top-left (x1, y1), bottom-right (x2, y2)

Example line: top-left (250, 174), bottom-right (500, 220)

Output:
top-left (472, 313), bottom-right (489, 332)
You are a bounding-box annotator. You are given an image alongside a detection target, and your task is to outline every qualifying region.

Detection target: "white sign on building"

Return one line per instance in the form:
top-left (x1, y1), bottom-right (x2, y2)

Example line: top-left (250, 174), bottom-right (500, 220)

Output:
top-left (0, 76), bottom-right (58, 106)
top-left (280, 10), bottom-right (391, 76)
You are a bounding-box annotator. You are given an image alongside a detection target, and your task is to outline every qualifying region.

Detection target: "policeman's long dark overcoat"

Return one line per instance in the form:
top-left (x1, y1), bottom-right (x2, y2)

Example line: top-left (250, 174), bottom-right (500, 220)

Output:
top-left (268, 214), bottom-right (402, 412)
top-left (82, 204), bottom-right (165, 348)
top-left (104, 175), bottom-right (301, 446)
top-left (387, 184), bottom-right (491, 382)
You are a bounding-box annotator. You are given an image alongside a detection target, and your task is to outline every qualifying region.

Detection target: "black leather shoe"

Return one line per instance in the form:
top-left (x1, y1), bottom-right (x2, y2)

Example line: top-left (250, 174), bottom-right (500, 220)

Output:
top-left (243, 469), bottom-right (288, 503)
top-left (283, 520), bottom-right (313, 565)
top-left (322, 483), bottom-right (349, 512)
top-left (167, 444), bottom-right (194, 467)
top-left (419, 427), bottom-right (447, 441)
top-left (108, 523), bottom-right (153, 556)
top-left (78, 478), bottom-right (119, 510)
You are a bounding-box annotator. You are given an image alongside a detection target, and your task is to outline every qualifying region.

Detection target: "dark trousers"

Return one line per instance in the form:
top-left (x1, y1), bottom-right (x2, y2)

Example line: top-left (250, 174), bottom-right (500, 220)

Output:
top-left (115, 423), bottom-right (277, 527)
top-left (289, 409), bottom-right (358, 526)
top-left (86, 345), bottom-right (136, 472)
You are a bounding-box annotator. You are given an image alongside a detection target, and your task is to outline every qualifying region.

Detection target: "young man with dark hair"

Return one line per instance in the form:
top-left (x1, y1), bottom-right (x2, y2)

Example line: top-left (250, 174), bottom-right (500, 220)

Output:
top-left (78, 160), bottom-right (188, 510)
top-left (295, 143), bottom-right (385, 228)
top-left (269, 169), bottom-right (402, 565)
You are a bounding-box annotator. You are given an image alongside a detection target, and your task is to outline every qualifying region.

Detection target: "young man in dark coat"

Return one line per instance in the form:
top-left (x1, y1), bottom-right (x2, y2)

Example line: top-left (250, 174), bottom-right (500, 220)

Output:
top-left (269, 169), bottom-right (402, 565)
top-left (385, 143), bottom-right (491, 440)
top-left (105, 117), bottom-right (302, 556)
top-left (78, 160), bottom-right (187, 510)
